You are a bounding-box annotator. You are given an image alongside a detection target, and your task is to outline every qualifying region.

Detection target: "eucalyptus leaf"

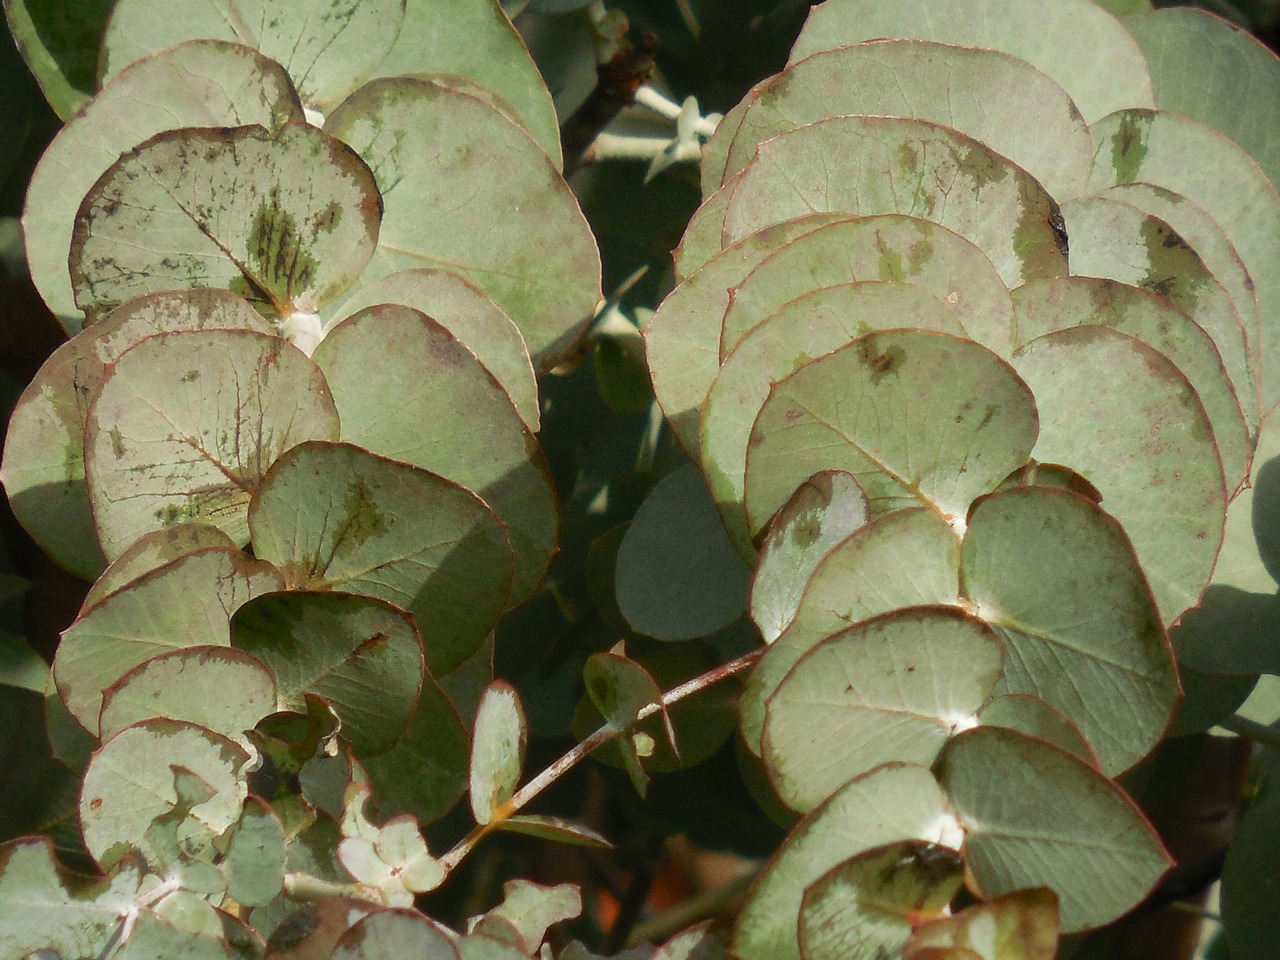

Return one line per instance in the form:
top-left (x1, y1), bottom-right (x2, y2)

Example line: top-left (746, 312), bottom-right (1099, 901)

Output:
top-left (788, 0), bottom-right (1154, 123)
top-left (976, 695), bottom-right (1098, 767)
top-left (249, 440), bottom-right (514, 677)
top-left (71, 123), bottom-right (381, 323)
top-left (100, 0), bottom-right (406, 115)
top-left (718, 215), bottom-right (1014, 361)
top-left (723, 40), bottom-right (1092, 201)
top-left (1, 0), bottom-right (112, 118)
top-left (313, 303), bottom-right (557, 604)
top-left (54, 546), bottom-right (284, 735)
top-left (470, 681), bottom-right (526, 825)
top-left (743, 330), bottom-right (1039, 539)
top-left (672, 168), bottom-right (744, 281)
top-left (1221, 748), bottom-right (1280, 960)
top-left (492, 816), bottom-right (611, 849)
top-left (936, 727), bottom-right (1172, 932)
top-left (324, 76), bottom-right (600, 372)
top-left (484, 879), bottom-right (582, 954)
top-left (331, 909), bottom-right (460, 960)
top-left (221, 797), bottom-right (287, 908)
top-left (82, 523), bottom-right (238, 613)
top-left (1009, 324), bottom-right (1226, 626)
top-left (23, 39), bottom-right (302, 331)
top-left (763, 607), bottom-right (1003, 812)
top-left (230, 591), bottom-right (425, 757)
top-left (0, 289), bottom-right (276, 580)
top-left (902, 888), bottom-right (1059, 960)
top-left (84, 329), bottom-right (341, 557)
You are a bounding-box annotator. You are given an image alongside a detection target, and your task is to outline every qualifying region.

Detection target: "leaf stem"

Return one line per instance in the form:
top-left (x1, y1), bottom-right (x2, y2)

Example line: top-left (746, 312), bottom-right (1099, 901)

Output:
top-left (439, 650), bottom-right (762, 873)
top-left (1221, 713), bottom-right (1280, 749)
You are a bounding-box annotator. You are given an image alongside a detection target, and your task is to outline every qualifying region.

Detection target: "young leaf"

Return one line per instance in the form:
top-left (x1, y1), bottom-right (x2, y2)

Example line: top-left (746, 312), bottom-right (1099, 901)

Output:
top-left (614, 464), bottom-right (751, 641)
top-left (249, 440), bottom-right (514, 677)
top-left (313, 304), bottom-right (557, 605)
top-left (763, 607), bottom-right (1003, 812)
top-left (797, 841), bottom-right (963, 960)
top-left (231, 591), bottom-right (425, 757)
top-left (750, 471), bottom-right (868, 643)
top-left (470, 681), bottom-right (527, 825)
top-left (338, 784), bottom-right (444, 907)
top-left (743, 330), bottom-right (1039, 539)
top-left (84, 330), bottom-right (341, 557)
top-left (721, 115), bottom-right (1068, 289)
top-left (324, 76), bottom-right (601, 372)
top-left (482, 879), bottom-right (582, 955)
top-left (23, 39), bottom-right (302, 330)
top-left (71, 123), bottom-right (381, 322)
top-left (788, 0), bottom-right (1154, 123)
top-left (936, 727), bottom-right (1173, 933)
top-left (492, 815), bottom-right (611, 849)
top-left (54, 546), bottom-right (284, 734)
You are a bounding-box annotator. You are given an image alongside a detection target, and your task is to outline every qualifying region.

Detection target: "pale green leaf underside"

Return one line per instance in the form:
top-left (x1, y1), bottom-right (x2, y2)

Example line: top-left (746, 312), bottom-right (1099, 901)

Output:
top-left (313, 304), bottom-right (557, 605)
top-left (724, 39), bottom-right (1091, 202)
top-left (0, 289), bottom-right (275, 581)
top-left (71, 123), bottom-right (381, 321)
top-left (249, 440), bottom-right (514, 677)
top-left (788, 0), bottom-right (1154, 124)
top-left (937, 727), bottom-right (1171, 932)
top-left (100, 0), bottom-right (405, 113)
top-left (82, 521), bottom-right (238, 613)
top-left (54, 546), bottom-right (284, 734)
top-left (977, 695), bottom-right (1098, 768)
top-left (24, 39), bottom-right (301, 332)
top-left (324, 77), bottom-right (600, 373)
top-left (85, 330), bottom-right (341, 557)
top-left (673, 168), bottom-right (743, 281)
top-left (763, 607), bottom-right (1002, 812)
top-left (723, 116), bottom-right (1068, 290)
top-left (470, 681), bottom-right (526, 825)
top-left (332, 908), bottom-right (460, 960)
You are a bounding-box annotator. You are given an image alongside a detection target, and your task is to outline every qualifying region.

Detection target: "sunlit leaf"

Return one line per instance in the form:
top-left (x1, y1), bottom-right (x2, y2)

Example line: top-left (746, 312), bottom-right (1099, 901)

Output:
top-left (331, 908), bottom-right (460, 960)
top-left (646, 213), bottom-right (848, 456)
top-left (751, 471), bottom-right (868, 643)
top-left (80, 719), bottom-right (250, 870)
top-left (705, 281), bottom-right (963, 555)
top-left (222, 796), bottom-right (286, 908)
top-left (788, 0), bottom-right (1153, 123)
top-left (492, 815), bottom-right (611, 849)
top-left (723, 116), bottom-right (1067, 289)
top-left (0, 289), bottom-right (276, 580)
top-left (23, 39), bottom-right (301, 330)
top-left (936, 727), bottom-right (1172, 933)
top-left (249, 440), bottom-right (513, 677)
top-left (1009, 323), bottom-right (1226, 625)
top-left (324, 77), bottom-right (600, 371)
top-left (260, 896), bottom-right (377, 960)
top-left (723, 40), bottom-right (1091, 201)
top-left (764, 607), bottom-right (1002, 812)
top-left (732, 763), bottom-right (959, 960)
top-left (313, 304), bottom-right (557, 604)
top-left (83, 523), bottom-right (238, 613)
top-left (615, 464), bottom-right (751, 641)
top-left (326, 267), bottom-right (540, 430)
top-left (673, 168), bottom-right (744, 280)
top-left (743, 330), bottom-right (1038, 539)
top-left (797, 841), bottom-right (963, 960)
top-left (976, 696), bottom-right (1098, 768)
top-left (719, 216), bottom-right (1016, 363)
top-left (470, 681), bottom-right (526, 825)
top-left (231, 591), bottom-right (425, 756)
top-left (2, 0), bottom-right (112, 118)
top-left (99, 646), bottom-right (277, 749)
top-left (84, 330), bottom-right (340, 557)
top-left (903, 888), bottom-right (1059, 960)
top-left (100, 0), bottom-right (405, 114)
top-left (483, 879), bottom-right (582, 954)
top-left (55, 546), bottom-right (284, 734)
top-left (71, 123), bottom-right (381, 322)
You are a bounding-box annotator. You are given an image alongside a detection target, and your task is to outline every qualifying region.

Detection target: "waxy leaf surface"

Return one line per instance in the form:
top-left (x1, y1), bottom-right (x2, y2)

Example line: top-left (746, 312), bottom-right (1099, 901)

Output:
top-left (903, 888), bottom-right (1059, 960)
top-left (470, 681), bottom-right (526, 825)
top-left (331, 909), bottom-right (459, 960)
top-left (2, 0), bottom-right (112, 118)
top-left (85, 329), bottom-right (340, 557)
top-left (82, 523), bottom-right (237, 613)
top-left (250, 440), bottom-right (514, 676)
top-left (71, 123), bottom-right (381, 321)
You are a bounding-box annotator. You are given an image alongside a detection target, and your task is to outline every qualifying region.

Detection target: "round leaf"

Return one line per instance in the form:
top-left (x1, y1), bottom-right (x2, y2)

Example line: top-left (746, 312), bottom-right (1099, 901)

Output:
top-left (723, 116), bottom-right (1068, 290)
top-left (723, 40), bottom-right (1091, 201)
top-left (788, 0), bottom-right (1154, 124)
top-left (84, 329), bottom-right (340, 557)
top-left (54, 546), bottom-right (284, 734)
top-left (614, 464), bottom-right (751, 641)
top-left (743, 330), bottom-right (1039, 539)
top-left (222, 797), bottom-right (286, 908)
top-left (1009, 324), bottom-right (1226, 625)
top-left (312, 303), bottom-right (557, 604)
top-left (324, 77), bottom-right (601, 372)
top-left (470, 681), bottom-right (526, 825)
top-left (936, 727), bottom-right (1172, 933)
top-left (231, 591), bottom-right (425, 756)
top-left (24, 39), bottom-right (302, 331)
top-left (100, 0), bottom-right (406, 114)
top-left (331, 909), bottom-right (460, 960)
top-left (249, 440), bottom-right (514, 677)
top-left (71, 123), bottom-right (381, 322)
top-left (976, 696), bottom-right (1098, 768)
top-left (719, 215), bottom-right (1016, 362)
top-left (673, 168), bottom-right (743, 280)
top-left (903, 888), bottom-right (1059, 960)
top-left (763, 607), bottom-right (1002, 812)
top-left (82, 522), bottom-right (237, 613)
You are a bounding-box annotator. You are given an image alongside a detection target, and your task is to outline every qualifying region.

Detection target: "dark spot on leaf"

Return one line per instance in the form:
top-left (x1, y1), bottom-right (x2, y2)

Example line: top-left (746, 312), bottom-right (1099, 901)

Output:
top-left (856, 338), bottom-right (905, 382)
top-left (180, 369), bottom-right (200, 383)
top-left (89, 797), bottom-right (102, 810)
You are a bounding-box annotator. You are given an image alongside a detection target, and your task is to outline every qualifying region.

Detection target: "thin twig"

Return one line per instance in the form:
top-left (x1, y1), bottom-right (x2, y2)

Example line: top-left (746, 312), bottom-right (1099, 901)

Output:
top-left (1220, 713), bottom-right (1280, 749)
top-left (439, 650), bottom-right (763, 872)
